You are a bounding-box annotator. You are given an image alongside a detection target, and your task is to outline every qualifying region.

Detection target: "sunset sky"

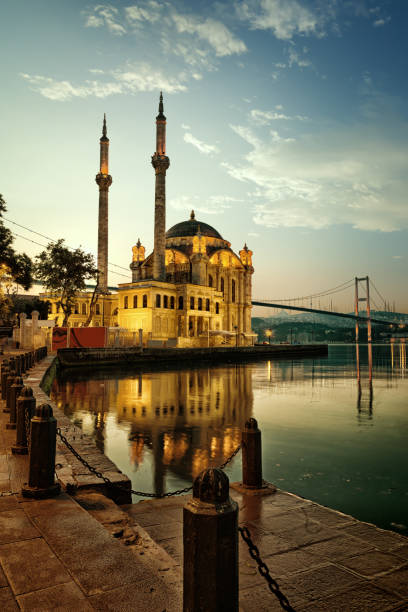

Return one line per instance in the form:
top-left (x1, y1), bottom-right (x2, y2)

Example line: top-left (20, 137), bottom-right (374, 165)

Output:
top-left (1, 0), bottom-right (407, 313)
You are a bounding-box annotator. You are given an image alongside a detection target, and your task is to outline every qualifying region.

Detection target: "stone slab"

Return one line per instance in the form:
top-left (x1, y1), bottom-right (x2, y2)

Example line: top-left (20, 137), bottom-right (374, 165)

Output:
top-left (297, 582), bottom-right (403, 611)
top-left (0, 509), bottom-right (40, 544)
top-left (32, 505), bottom-right (158, 596)
top-left (17, 582), bottom-right (93, 611)
top-left (301, 533), bottom-right (375, 562)
top-left (0, 537), bottom-right (72, 595)
top-left (376, 566), bottom-right (408, 598)
top-left (0, 586), bottom-right (19, 611)
top-left (88, 580), bottom-right (181, 611)
top-left (338, 550), bottom-right (407, 577)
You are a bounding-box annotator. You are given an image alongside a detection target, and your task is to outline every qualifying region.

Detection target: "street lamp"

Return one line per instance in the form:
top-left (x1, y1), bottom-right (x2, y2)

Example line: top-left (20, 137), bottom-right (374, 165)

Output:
top-left (265, 329), bottom-right (272, 345)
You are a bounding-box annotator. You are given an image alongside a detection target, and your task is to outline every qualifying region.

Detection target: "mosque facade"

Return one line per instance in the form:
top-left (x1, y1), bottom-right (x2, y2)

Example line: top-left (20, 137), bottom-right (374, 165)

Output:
top-left (44, 95), bottom-right (256, 347)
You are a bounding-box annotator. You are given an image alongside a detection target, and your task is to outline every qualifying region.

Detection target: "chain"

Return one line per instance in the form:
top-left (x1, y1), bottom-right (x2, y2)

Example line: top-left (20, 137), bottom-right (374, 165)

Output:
top-left (238, 526), bottom-right (296, 611)
top-left (218, 443), bottom-right (241, 469)
top-left (24, 406), bottom-right (31, 451)
top-left (56, 428), bottom-right (241, 498)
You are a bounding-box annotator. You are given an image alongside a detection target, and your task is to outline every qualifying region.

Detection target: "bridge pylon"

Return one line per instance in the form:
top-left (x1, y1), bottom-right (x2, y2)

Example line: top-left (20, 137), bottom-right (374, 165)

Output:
top-left (354, 276), bottom-right (372, 343)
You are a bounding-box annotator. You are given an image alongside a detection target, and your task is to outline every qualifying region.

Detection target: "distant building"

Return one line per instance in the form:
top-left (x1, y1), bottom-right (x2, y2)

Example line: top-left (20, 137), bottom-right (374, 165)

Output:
top-left (43, 95), bottom-right (256, 346)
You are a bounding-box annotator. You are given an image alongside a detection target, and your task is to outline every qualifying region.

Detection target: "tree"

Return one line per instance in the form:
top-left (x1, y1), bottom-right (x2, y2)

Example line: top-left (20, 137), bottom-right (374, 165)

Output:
top-left (35, 239), bottom-right (98, 327)
top-left (0, 194), bottom-right (33, 323)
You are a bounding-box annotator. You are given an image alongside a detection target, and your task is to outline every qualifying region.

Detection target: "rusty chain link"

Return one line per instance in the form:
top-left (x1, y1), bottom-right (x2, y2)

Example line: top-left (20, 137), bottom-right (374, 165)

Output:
top-left (56, 428), bottom-right (241, 498)
top-left (238, 526), bottom-right (296, 611)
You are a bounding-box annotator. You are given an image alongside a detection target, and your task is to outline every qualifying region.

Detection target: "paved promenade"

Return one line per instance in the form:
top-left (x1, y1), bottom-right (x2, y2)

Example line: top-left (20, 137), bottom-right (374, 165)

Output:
top-left (1, 350), bottom-right (408, 610)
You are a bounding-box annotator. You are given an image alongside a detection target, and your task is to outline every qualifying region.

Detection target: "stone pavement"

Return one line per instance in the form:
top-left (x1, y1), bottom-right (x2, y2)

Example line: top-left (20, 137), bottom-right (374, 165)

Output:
top-left (0, 351), bottom-right (181, 611)
top-left (125, 486), bottom-right (408, 611)
top-left (1, 350), bottom-right (408, 610)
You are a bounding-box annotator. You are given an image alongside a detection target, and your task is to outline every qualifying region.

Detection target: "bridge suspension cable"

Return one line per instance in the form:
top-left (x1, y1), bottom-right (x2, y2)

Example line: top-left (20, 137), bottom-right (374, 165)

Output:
top-left (258, 279), bottom-right (354, 304)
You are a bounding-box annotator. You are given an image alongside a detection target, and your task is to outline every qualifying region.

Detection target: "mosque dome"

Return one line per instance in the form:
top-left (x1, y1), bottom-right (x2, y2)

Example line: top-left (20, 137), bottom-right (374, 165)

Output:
top-left (166, 210), bottom-right (223, 240)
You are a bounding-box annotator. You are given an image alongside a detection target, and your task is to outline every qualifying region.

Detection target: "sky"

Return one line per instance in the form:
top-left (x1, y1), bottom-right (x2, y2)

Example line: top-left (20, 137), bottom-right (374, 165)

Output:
top-left (1, 0), bottom-right (407, 314)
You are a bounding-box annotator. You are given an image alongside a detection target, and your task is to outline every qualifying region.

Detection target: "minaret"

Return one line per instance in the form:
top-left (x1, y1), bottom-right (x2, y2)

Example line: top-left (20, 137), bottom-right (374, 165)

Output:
top-left (95, 114), bottom-right (112, 294)
top-left (151, 92), bottom-right (170, 282)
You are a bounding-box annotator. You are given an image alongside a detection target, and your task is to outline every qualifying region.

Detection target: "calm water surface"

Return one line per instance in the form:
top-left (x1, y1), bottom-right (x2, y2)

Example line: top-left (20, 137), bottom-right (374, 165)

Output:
top-left (50, 344), bottom-right (408, 534)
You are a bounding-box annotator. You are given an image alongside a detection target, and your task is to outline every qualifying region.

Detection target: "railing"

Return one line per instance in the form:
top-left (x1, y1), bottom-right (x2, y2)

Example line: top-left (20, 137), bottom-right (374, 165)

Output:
top-left (0, 350), bottom-right (295, 611)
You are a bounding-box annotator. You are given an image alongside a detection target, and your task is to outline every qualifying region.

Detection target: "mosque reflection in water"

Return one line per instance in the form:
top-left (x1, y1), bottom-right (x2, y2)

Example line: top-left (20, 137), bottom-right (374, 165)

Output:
top-left (51, 365), bottom-right (253, 496)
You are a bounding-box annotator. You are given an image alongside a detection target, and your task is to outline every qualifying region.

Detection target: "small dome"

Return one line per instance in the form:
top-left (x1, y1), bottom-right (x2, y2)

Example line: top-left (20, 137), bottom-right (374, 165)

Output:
top-left (166, 212), bottom-right (223, 240)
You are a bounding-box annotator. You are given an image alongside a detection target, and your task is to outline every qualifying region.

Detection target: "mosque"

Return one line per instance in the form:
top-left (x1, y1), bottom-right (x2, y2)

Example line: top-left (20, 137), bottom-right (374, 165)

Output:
top-left (44, 95), bottom-right (256, 347)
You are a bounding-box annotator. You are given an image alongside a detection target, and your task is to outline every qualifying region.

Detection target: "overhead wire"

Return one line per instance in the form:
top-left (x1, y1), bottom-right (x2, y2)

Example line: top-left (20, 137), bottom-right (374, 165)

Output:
top-left (3, 216), bottom-right (130, 272)
top-left (10, 231), bottom-right (129, 279)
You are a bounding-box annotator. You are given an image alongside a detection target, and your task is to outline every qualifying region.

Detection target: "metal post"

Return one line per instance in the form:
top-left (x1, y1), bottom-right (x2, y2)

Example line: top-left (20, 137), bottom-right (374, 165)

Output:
top-left (4, 374), bottom-right (17, 414)
top-left (6, 376), bottom-right (24, 430)
top-left (354, 277), bottom-right (359, 343)
top-left (1, 361), bottom-right (9, 400)
top-left (22, 403), bottom-right (61, 499)
top-left (366, 276), bottom-right (372, 344)
top-left (242, 418), bottom-right (263, 489)
top-left (12, 387), bottom-right (35, 455)
top-left (183, 468), bottom-right (238, 612)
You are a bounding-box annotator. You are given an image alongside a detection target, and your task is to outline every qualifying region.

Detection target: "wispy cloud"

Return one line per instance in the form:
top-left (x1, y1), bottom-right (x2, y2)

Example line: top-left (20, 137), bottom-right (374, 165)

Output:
top-left (20, 64), bottom-right (187, 101)
top-left (84, 5), bottom-right (126, 35)
top-left (170, 194), bottom-right (240, 215)
top-left (183, 132), bottom-right (220, 155)
top-left (237, 0), bottom-right (326, 40)
top-left (171, 13), bottom-right (247, 57)
top-left (373, 17), bottom-right (391, 27)
top-left (250, 108), bottom-right (308, 124)
top-left (224, 120), bottom-right (408, 232)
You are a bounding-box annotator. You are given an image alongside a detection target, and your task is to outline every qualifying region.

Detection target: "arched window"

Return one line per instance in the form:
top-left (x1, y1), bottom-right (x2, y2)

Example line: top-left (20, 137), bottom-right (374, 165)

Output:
top-left (74, 303), bottom-right (79, 314)
top-left (143, 294), bottom-right (147, 308)
top-left (232, 279), bottom-right (236, 303)
top-left (215, 302), bottom-right (219, 314)
top-left (95, 304), bottom-right (100, 315)
top-left (156, 294), bottom-right (161, 308)
top-left (170, 296), bottom-right (175, 309)
top-left (178, 296), bottom-right (184, 310)
top-left (124, 296), bottom-right (128, 309)
top-left (81, 303), bottom-right (87, 315)
top-left (164, 295), bottom-right (168, 308)
top-left (198, 298), bottom-right (202, 311)
top-left (133, 295), bottom-right (138, 308)
top-left (206, 299), bottom-right (210, 311)
top-left (220, 278), bottom-right (224, 294)
top-left (190, 296), bottom-right (195, 310)
top-left (208, 274), bottom-right (213, 287)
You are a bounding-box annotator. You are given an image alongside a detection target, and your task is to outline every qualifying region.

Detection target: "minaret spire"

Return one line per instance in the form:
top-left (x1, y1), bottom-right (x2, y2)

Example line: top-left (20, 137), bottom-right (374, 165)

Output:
top-left (95, 113), bottom-right (112, 294)
top-left (151, 93), bottom-right (170, 281)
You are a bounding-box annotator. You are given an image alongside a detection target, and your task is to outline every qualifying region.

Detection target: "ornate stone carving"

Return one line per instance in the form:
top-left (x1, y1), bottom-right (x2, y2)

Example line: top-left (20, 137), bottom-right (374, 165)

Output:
top-left (95, 173), bottom-right (112, 190)
top-left (151, 154), bottom-right (170, 174)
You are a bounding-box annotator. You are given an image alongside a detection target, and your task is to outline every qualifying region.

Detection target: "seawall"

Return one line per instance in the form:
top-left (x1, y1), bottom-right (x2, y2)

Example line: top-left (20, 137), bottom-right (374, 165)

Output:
top-left (57, 343), bottom-right (328, 368)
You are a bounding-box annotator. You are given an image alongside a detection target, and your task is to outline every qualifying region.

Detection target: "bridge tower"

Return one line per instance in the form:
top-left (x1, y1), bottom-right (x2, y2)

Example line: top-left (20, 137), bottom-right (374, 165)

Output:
top-left (354, 276), bottom-right (372, 343)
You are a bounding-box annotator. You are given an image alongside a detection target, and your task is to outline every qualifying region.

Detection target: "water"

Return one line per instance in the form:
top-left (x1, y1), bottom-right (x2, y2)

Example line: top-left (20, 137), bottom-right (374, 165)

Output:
top-left (50, 344), bottom-right (408, 534)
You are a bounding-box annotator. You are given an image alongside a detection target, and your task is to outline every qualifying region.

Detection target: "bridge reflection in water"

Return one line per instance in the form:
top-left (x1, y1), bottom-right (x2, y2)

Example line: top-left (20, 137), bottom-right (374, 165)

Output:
top-left (50, 365), bottom-right (254, 496)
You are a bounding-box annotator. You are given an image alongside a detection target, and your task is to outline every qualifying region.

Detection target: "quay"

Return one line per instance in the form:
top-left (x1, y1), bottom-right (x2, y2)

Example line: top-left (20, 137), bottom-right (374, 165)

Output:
top-left (56, 344), bottom-right (328, 368)
top-left (0, 351), bottom-right (407, 611)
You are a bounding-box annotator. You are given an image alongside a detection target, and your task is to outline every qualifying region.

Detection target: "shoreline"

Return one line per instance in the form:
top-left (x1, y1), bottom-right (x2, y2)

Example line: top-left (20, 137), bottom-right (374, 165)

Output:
top-left (56, 343), bottom-right (328, 368)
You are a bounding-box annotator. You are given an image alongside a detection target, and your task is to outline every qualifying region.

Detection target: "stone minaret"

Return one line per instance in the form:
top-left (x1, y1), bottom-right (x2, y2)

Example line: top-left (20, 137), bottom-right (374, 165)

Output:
top-left (95, 114), bottom-right (112, 294)
top-left (151, 93), bottom-right (170, 282)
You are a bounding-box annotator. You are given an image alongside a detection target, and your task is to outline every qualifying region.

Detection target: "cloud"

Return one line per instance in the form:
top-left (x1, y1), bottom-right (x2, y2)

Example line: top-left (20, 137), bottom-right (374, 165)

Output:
top-left (237, 0), bottom-right (326, 39)
top-left (84, 5), bottom-right (126, 35)
top-left (250, 109), bottom-right (308, 124)
top-left (171, 13), bottom-right (247, 57)
top-left (170, 194), bottom-right (240, 215)
top-left (373, 17), bottom-right (391, 27)
top-left (392, 255), bottom-right (403, 260)
top-left (125, 2), bottom-right (161, 24)
top-left (224, 120), bottom-right (408, 231)
top-left (183, 132), bottom-right (220, 155)
top-left (20, 65), bottom-right (187, 101)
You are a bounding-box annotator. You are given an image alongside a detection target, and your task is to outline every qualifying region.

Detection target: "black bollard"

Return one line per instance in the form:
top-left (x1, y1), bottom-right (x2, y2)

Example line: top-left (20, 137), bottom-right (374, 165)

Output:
top-left (6, 376), bottom-right (24, 430)
top-left (15, 355), bottom-right (22, 376)
top-left (22, 403), bottom-right (60, 499)
top-left (20, 353), bottom-right (26, 374)
top-left (8, 357), bottom-right (16, 373)
top-left (12, 387), bottom-right (36, 455)
top-left (4, 374), bottom-right (17, 414)
top-left (242, 418), bottom-right (263, 489)
top-left (1, 361), bottom-right (9, 400)
top-left (183, 468), bottom-right (238, 612)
